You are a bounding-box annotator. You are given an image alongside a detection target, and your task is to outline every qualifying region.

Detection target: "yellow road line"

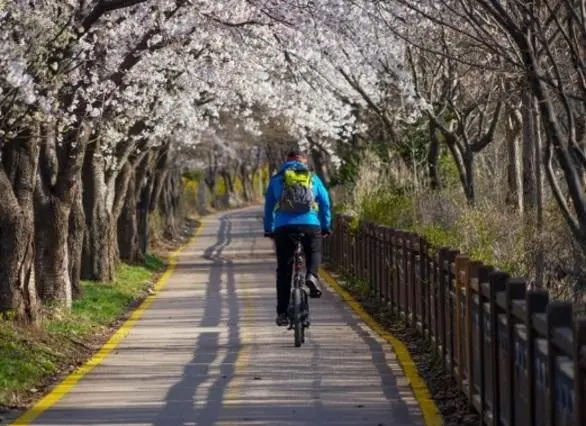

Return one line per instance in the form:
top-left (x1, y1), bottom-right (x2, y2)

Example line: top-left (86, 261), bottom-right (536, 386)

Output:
top-left (10, 222), bottom-right (205, 426)
top-left (319, 267), bottom-right (444, 426)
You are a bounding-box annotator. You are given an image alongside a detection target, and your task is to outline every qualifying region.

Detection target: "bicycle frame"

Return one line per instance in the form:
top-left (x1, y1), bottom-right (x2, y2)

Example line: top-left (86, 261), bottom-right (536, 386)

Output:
top-left (292, 240), bottom-right (304, 287)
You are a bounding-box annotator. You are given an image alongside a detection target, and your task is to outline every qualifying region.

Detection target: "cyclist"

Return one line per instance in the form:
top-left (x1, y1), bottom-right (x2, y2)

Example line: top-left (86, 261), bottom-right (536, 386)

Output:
top-left (263, 149), bottom-right (332, 326)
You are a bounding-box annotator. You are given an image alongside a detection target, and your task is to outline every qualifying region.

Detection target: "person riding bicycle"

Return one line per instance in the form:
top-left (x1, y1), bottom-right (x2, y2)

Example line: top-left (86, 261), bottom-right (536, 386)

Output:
top-left (263, 149), bottom-right (332, 326)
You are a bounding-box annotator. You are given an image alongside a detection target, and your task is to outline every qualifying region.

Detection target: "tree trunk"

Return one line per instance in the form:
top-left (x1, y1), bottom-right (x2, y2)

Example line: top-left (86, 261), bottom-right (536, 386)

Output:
top-left (204, 169), bottom-right (216, 194)
top-left (34, 196), bottom-right (72, 306)
top-left (118, 163), bottom-right (142, 263)
top-left (463, 149), bottom-right (475, 204)
top-left (81, 139), bottom-right (116, 282)
top-left (34, 122), bottom-right (88, 307)
top-left (149, 145), bottom-right (171, 213)
top-left (239, 165), bottom-right (251, 202)
top-left (159, 169), bottom-right (182, 238)
top-left (0, 194), bottom-right (37, 323)
top-left (133, 152), bottom-right (154, 256)
top-left (138, 170), bottom-right (154, 255)
top-left (444, 139), bottom-right (476, 205)
top-left (428, 123), bottom-right (441, 190)
top-left (0, 134), bottom-right (39, 324)
top-left (534, 99), bottom-right (545, 289)
top-left (522, 89), bottom-right (536, 212)
top-left (69, 182), bottom-right (85, 299)
top-left (222, 170), bottom-right (235, 194)
top-left (505, 104), bottom-right (523, 211)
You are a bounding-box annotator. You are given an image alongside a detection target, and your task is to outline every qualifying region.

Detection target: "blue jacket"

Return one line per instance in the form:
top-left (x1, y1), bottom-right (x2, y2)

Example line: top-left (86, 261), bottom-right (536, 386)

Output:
top-left (264, 161), bottom-right (332, 232)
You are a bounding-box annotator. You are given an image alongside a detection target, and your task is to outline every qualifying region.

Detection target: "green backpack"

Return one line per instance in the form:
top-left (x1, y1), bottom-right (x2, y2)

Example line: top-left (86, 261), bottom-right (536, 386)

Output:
top-left (277, 166), bottom-right (316, 213)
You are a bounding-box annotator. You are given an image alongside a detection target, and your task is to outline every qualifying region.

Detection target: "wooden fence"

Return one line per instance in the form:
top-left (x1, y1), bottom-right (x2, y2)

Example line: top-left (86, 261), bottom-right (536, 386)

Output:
top-left (322, 214), bottom-right (586, 426)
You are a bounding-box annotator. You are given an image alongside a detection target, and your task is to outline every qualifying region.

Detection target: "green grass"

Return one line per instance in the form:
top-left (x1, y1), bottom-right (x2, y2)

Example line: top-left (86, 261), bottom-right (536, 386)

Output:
top-left (144, 253), bottom-right (166, 272)
top-left (0, 257), bottom-right (164, 407)
top-left (342, 277), bottom-right (371, 297)
top-left (0, 322), bottom-right (61, 405)
top-left (44, 263), bottom-right (154, 336)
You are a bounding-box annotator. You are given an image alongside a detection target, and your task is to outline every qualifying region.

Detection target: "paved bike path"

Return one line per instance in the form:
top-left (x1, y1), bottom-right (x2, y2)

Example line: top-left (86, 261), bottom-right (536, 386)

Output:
top-left (18, 207), bottom-right (424, 425)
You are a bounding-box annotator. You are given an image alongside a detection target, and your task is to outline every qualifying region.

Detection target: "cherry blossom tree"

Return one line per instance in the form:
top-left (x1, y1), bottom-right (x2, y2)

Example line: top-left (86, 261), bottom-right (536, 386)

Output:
top-left (1, 1), bottom-right (378, 321)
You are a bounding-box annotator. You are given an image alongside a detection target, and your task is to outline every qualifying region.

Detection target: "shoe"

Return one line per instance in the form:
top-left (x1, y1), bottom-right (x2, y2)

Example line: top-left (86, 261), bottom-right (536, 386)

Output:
top-left (305, 273), bottom-right (322, 298)
top-left (275, 313), bottom-right (289, 326)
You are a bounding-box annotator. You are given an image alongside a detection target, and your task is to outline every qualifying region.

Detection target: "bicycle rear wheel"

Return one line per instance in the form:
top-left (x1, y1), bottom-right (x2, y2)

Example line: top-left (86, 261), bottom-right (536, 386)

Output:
top-left (293, 288), bottom-right (303, 347)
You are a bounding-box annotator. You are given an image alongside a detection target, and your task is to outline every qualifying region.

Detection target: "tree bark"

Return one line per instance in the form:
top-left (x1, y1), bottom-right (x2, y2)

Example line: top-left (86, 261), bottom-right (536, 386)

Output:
top-left (118, 162), bottom-right (142, 263)
top-left (138, 166), bottom-right (154, 255)
top-left (69, 181), bottom-right (85, 299)
top-left (522, 88), bottom-right (537, 212)
top-left (158, 169), bottom-right (182, 239)
top-left (34, 122), bottom-right (88, 307)
top-left (81, 139), bottom-right (116, 282)
top-left (534, 98), bottom-right (545, 289)
top-left (221, 169), bottom-right (235, 194)
top-left (34, 196), bottom-right (72, 306)
top-left (149, 144), bottom-right (171, 213)
top-left (463, 149), bottom-right (475, 204)
top-left (204, 166), bottom-right (216, 195)
top-left (0, 133), bottom-right (40, 324)
top-left (238, 163), bottom-right (251, 201)
top-left (505, 103), bottom-right (523, 211)
top-left (427, 122), bottom-right (441, 190)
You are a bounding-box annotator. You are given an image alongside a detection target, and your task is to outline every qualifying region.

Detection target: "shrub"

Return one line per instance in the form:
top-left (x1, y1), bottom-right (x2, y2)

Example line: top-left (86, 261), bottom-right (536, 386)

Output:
top-left (337, 149), bottom-right (586, 310)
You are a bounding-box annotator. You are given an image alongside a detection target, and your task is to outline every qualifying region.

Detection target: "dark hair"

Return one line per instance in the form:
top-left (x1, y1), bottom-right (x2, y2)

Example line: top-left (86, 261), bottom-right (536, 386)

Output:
top-left (286, 149), bottom-right (306, 160)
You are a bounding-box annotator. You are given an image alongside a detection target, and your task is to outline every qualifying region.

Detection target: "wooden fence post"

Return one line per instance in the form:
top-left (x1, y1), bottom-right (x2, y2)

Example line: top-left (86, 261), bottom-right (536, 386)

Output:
top-left (350, 219), bottom-right (356, 278)
top-left (429, 240), bottom-right (436, 342)
top-left (455, 254), bottom-right (470, 391)
top-left (365, 223), bottom-right (372, 292)
top-left (546, 301), bottom-right (572, 426)
top-left (437, 247), bottom-right (449, 367)
top-left (574, 317), bottom-right (586, 426)
top-left (489, 271), bottom-right (508, 426)
top-left (410, 233), bottom-right (418, 329)
top-left (368, 223), bottom-right (379, 300)
top-left (526, 290), bottom-right (549, 426)
top-left (420, 236), bottom-right (429, 336)
top-left (504, 278), bottom-right (526, 426)
top-left (393, 230), bottom-right (400, 316)
top-left (446, 249), bottom-right (459, 373)
top-left (354, 221), bottom-right (359, 279)
top-left (467, 260), bottom-right (481, 407)
top-left (477, 264), bottom-right (493, 422)
top-left (374, 225), bottom-right (385, 303)
top-left (387, 228), bottom-right (395, 311)
top-left (402, 232), bottom-right (409, 326)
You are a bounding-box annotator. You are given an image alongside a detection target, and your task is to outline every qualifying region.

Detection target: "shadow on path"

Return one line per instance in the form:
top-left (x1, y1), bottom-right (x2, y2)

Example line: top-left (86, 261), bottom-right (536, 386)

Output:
top-left (322, 286), bottom-right (422, 424)
top-left (153, 215), bottom-right (241, 425)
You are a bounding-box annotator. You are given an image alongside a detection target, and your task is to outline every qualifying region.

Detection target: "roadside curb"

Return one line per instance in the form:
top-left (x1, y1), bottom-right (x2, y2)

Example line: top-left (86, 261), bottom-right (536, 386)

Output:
top-left (9, 222), bottom-right (205, 425)
top-left (319, 266), bottom-right (444, 426)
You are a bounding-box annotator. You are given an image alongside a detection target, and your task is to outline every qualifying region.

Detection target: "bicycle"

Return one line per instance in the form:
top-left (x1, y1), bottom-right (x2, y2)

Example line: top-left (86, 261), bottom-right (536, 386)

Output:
top-left (265, 230), bottom-right (330, 347)
top-left (287, 233), bottom-right (310, 347)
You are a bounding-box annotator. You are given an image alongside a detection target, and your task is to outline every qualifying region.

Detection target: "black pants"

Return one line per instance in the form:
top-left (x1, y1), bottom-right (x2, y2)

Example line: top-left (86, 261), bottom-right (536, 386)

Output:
top-left (274, 225), bottom-right (322, 315)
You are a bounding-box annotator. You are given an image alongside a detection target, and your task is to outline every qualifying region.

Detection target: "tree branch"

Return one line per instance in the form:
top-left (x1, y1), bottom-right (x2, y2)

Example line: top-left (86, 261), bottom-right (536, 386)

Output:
top-left (201, 13), bottom-right (268, 28)
top-left (545, 140), bottom-right (581, 238)
top-left (471, 101), bottom-right (502, 152)
top-left (81, 0), bottom-right (150, 33)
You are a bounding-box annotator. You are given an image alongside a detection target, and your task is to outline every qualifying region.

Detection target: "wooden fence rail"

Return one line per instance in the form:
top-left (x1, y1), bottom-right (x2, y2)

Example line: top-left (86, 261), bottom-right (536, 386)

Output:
top-left (322, 214), bottom-right (586, 426)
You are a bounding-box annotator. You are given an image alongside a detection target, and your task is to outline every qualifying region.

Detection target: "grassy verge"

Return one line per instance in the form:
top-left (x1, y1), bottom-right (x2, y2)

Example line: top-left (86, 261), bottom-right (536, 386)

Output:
top-left (0, 254), bottom-right (166, 410)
